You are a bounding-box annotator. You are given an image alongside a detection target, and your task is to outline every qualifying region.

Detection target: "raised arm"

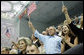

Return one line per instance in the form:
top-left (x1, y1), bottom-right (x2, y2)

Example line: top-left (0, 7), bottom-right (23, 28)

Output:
top-left (62, 5), bottom-right (82, 35)
top-left (28, 21), bottom-right (47, 43)
top-left (62, 5), bottom-right (72, 24)
top-left (28, 21), bottom-right (36, 33)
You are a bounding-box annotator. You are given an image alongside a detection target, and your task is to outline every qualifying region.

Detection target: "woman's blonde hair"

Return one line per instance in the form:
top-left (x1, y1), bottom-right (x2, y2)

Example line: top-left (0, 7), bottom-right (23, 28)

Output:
top-left (18, 37), bottom-right (32, 46)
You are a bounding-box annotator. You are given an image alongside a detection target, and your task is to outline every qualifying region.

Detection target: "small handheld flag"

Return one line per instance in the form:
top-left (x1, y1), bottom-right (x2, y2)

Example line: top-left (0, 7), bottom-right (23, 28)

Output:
top-left (28, 15), bottom-right (30, 22)
top-left (27, 2), bottom-right (37, 22)
top-left (27, 2), bottom-right (37, 16)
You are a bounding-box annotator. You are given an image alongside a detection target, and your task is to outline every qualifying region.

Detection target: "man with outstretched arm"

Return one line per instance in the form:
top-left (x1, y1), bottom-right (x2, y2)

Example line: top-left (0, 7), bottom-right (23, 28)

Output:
top-left (28, 21), bottom-right (62, 54)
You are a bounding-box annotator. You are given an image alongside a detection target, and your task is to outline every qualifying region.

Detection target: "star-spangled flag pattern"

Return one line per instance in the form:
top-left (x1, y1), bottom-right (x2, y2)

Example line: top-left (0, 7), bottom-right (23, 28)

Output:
top-left (18, 1), bottom-right (37, 20)
top-left (27, 2), bottom-right (37, 16)
top-left (5, 29), bottom-right (10, 38)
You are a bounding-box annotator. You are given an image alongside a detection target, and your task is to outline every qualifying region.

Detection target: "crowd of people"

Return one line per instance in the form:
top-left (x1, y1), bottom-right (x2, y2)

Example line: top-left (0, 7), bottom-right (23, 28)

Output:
top-left (1, 5), bottom-right (83, 54)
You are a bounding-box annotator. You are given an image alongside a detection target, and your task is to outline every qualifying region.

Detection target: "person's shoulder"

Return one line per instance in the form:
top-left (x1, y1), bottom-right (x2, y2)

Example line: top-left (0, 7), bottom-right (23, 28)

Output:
top-left (55, 35), bottom-right (61, 38)
top-left (55, 35), bottom-right (62, 40)
top-left (46, 35), bottom-right (50, 39)
top-left (58, 37), bottom-right (62, 40)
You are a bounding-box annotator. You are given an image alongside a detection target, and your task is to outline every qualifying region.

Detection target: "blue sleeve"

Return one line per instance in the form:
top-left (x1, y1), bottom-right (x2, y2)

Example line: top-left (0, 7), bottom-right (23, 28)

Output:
top-left (34, 30), bottom-right (47, 43)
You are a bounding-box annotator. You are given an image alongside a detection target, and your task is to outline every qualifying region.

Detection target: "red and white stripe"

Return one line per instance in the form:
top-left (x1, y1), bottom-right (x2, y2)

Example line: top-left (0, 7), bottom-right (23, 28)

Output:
top-left (27, 2), bottom-right (37, 16)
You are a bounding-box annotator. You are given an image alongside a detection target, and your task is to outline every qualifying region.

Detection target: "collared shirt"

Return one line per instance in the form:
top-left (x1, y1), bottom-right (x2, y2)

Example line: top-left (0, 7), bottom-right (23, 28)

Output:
top-left (33, 39), bottom-right (38, 44)
top-left (34, 30), bottom-right (62, 54)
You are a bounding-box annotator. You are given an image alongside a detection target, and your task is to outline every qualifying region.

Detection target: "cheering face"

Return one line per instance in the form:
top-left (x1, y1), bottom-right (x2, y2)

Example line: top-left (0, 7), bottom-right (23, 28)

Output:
top-left (48, 27), bottom-right (55, 36)
top-left (19, 40), bottom-right (27, 51)
top-left (57, 26), bottom-right (61, 30)
top-left (1, 48), bottom-right (9, 54)
top-left (26, 45), bottom-right (39, 54)
top-left (62, 26), bottom-right (69, 35)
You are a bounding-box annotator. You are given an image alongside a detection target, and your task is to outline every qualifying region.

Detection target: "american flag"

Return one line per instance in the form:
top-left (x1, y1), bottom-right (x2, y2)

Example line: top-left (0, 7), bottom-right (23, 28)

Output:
top-left (5, 29), bottom-right (10, 38)
top-left (27, 2), bottom-right (37, 16)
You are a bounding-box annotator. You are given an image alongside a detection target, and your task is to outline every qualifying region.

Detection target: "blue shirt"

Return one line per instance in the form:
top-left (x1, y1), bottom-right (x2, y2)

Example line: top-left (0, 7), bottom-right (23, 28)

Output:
top-left (34, 30), bottom-right (62, 54)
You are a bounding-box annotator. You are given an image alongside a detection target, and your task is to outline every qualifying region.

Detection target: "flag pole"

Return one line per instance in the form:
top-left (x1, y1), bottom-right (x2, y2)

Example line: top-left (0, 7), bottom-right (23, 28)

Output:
top-left (28, 15), bottom-right (30, 22)
top-left (62, 1), bottom-right (64, 6)
top-left (28, 15), bottom-right (31, 28)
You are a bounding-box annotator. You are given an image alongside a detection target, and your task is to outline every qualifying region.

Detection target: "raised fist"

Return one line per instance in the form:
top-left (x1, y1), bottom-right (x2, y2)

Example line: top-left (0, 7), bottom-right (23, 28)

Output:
top-left (62, 5), bottom-right (68, 13)
top-left (28, 21), bottom-right (33, 27)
